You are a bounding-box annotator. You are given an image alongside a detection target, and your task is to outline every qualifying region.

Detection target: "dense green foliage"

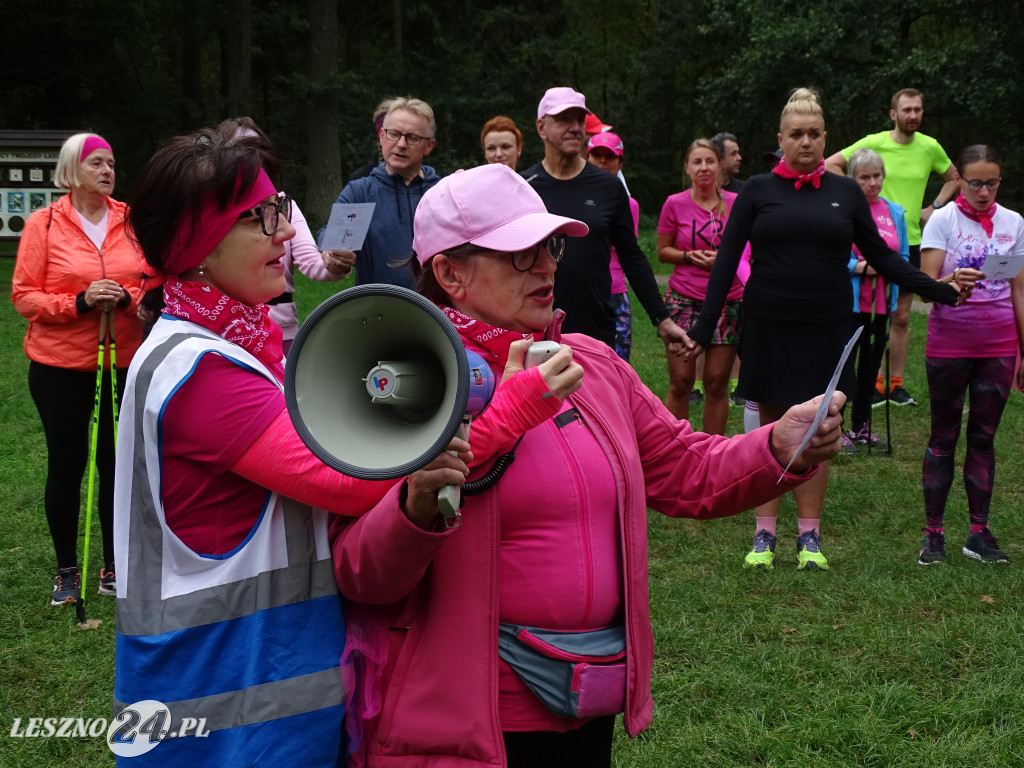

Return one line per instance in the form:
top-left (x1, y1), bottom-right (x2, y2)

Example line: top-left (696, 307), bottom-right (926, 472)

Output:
top-left (4, 1), bottom-right (1022, 227)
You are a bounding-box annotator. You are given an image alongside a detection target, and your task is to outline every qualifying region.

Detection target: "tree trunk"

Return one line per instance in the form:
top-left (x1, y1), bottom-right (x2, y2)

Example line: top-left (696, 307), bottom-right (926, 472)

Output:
top-left (305, 0), bottom-right (342, 232)
top-left (180, 0), bottom-right (204, 130)
top-left (225, 0), bottom-right (252, 117)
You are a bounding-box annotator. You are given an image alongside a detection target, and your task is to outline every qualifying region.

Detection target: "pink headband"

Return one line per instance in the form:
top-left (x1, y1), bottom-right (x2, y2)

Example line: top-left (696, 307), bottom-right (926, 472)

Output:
top-left (163, 167), bottom-right (277, 275)
top-left (80, 136), bottom-right (112, 163)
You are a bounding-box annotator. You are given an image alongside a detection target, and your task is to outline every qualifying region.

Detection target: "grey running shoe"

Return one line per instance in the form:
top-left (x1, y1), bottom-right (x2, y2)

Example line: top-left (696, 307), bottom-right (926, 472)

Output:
top-left (889, 386), bottom-right (917, 406)
top-left (743, 529), bottom-right (777, 570)
top-left (918, 530), bottom-right (946, 565)
top-left (963, 529), bottom-right (1009, 563)
top-left (99, 565), bottom-right (116, 596)
top-left (796, 529), bottom-right (829, 570)
top-left (52, 567), bottom-right (81, 606)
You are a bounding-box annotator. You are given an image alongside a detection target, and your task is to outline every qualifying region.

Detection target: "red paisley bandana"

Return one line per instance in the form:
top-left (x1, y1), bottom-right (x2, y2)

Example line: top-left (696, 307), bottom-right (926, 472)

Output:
top-left (772, 158), bottom-right (826, 190)
top-left (163, 277), bottom-right (283, 369)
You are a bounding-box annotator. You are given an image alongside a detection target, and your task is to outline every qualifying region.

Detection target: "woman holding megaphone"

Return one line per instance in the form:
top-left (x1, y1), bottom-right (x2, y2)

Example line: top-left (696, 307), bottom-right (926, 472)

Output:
top-left (331, 162), bottom-right (848, 768)
top-left (111, 130), bottom-right (470, 767)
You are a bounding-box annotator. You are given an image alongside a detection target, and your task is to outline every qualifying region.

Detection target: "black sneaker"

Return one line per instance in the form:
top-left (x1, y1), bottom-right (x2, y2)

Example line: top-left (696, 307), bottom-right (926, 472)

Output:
top-left (99, 564), bottom-right (116, 596)
top-left (963, 528), bottom-right (1009, 563)
top-left (52, 567), bottom-right (82, 606)
top-left (871, 390), bottom-right (887, 409)
top-left (689, 390), bottom-right (704, 406)
top-left (918, 530), bottom-right (946, 565)
top-left (729, 392), bottom-right (746, 407)
top-left (889, 386), bottom-right (917, 406)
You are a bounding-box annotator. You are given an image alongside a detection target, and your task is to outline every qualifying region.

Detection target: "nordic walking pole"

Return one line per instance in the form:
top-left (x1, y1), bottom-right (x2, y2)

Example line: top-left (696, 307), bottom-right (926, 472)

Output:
top-left (108, 311), bottom-right (119, 449)
top-left (883, 285), bottom-right (893, 455)
top-left (77, 312), bottom-right (108, 623)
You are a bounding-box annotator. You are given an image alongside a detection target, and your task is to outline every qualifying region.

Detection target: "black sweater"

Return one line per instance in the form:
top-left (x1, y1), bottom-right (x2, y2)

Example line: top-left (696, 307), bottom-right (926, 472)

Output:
top-left (689, 172), bottom-right (959, 347)
top-left (522, 162), bottom-right (669, 346)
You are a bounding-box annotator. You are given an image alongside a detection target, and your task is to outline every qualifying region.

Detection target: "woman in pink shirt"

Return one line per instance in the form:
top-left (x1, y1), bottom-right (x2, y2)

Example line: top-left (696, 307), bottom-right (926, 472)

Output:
top-left (917, 144), bottom-right (1023, 566)
top-left (331, 163), bottom-right (847, 767)
top-left (657, 139), bottom-right (744, 433)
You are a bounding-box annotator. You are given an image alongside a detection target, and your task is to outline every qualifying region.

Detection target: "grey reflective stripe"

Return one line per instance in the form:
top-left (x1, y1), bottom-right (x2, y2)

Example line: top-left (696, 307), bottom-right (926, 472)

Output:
top-left (126, 333), bottom-right (195, 603)
top-left (116, 557), bottom-right (338, 636)
top-left (283, 496), bottom-right (316, 564)
top-left (113, 667), bottom-right (343, 734)
top-left (118, 330), bottom-right (334, 636)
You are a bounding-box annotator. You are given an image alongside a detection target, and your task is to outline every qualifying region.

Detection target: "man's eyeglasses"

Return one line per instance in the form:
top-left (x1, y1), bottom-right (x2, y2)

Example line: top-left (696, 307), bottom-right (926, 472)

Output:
top-left (964, 178), bottom-right (1001, 191)
top-left (237, 192), bottom-right (292, 236)
top-left (507, 234), bottom-right (566, 272)
top-left (381, 128), bottom-right (428, 147)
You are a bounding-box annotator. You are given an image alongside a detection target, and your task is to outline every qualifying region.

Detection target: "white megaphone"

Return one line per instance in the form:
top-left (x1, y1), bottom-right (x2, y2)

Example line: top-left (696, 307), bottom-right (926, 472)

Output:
top-left (285, 284), bottom-right (496, 525)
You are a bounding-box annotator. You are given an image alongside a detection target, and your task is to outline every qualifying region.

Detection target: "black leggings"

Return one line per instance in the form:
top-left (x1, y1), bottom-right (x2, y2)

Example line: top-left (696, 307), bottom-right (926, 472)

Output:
top-left (28, 361), bottom-right (122, 570)
top-left (503, 715), bottom-right (615, 768)
top-left (849, 312), bottom-right (889, 431)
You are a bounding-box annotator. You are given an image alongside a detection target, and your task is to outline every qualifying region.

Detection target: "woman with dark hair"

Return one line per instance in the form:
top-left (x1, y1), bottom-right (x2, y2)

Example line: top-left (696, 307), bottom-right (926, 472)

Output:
top-left (12, 132), bottom-right (147, 604)
top-left (917, 144), bottom-right (1023, 565)
top-left (481, 115), bottom-right (524, 171)
top-left (331, 162), bottom-right (848, 767)
top-left (113, 129), bottom-right (468, 766)
top-left (686, 88), bottom-right (963, 571)
top-left (215, 117), bottom-right (352, 354)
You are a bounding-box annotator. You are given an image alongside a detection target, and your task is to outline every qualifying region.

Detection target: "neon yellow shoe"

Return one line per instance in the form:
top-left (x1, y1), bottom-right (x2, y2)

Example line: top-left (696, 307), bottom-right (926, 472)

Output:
top-left (796, 529), bottom-right (829, 570)
top-left (743, 529), bottom-right (777, 570)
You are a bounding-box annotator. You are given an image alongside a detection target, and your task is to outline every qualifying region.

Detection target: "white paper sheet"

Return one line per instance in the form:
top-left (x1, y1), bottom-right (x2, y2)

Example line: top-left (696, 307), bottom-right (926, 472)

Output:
top-left (320, 203), bottom-right (376, 251)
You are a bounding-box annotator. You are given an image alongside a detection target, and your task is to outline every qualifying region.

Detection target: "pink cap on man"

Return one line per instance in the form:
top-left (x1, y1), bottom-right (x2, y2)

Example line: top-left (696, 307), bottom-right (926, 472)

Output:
top-left (536, 87), bottom-right (592, 120)
top-left (412, 164), bottom-right (588, 266)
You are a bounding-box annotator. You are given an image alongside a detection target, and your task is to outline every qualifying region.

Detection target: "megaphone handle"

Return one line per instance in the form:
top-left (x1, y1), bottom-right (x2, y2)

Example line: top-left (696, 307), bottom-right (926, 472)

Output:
top-left (437, 422), bottom-right (469, 528)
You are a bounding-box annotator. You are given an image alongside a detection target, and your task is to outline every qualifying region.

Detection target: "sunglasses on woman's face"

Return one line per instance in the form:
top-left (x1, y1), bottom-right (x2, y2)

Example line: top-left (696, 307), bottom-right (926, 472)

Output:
top-left (237, 192), bottom-right (292, 236)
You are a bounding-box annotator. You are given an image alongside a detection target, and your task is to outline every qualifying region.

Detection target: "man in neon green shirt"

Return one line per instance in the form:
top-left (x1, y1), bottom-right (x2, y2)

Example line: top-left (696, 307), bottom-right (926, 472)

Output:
top-left (825, 88), bottom-right (959, 407)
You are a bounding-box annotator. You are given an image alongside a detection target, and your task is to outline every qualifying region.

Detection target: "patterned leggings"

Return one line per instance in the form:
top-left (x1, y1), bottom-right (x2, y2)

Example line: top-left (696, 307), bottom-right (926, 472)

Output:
top-left (922, 356), bottom-right (1014, 529)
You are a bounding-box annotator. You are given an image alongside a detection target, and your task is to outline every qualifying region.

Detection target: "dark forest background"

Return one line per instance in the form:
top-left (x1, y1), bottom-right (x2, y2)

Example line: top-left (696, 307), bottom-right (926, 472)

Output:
top-left (4, 0), bottom-right (1021, 231)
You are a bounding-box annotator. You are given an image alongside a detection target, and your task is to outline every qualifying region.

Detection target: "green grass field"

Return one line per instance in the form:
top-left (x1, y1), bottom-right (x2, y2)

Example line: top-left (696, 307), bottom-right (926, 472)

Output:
top-left (1, 234), bottom-right (1022, 766)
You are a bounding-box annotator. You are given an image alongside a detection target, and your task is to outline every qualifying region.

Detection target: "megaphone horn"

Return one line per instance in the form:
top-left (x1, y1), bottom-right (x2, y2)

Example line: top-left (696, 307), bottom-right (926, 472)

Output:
top-left (285, 285), bottom-right (495, 485)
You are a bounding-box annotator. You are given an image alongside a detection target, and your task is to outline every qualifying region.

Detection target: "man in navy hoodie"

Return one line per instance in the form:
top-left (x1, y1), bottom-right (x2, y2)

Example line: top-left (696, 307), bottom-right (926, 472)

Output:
top-left (321, 97), bottom-right (439, 289)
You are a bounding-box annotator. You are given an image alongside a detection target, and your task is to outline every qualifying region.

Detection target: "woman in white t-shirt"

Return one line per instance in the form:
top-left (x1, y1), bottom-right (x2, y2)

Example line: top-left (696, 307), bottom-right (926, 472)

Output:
top-left (918, 144), bottom-right (1024, 566)
top-left (657, 138), bottom-right (745, 434)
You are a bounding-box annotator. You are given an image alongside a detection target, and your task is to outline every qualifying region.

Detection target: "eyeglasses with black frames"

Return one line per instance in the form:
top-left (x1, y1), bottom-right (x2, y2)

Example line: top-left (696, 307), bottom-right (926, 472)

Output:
top-left (964, 178), bottom-right (1001, 191)
top-left (507, 234), bottom-right (567, 272)
top-left (237, 192), bottom-right (292, 236)
top-left (381, 129), bottom-right (427, 147)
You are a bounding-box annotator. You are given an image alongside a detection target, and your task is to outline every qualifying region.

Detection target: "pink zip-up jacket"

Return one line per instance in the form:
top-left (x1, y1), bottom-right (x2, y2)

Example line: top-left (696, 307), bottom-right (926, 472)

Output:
top-left (332, 330), bottom-right (817, 767)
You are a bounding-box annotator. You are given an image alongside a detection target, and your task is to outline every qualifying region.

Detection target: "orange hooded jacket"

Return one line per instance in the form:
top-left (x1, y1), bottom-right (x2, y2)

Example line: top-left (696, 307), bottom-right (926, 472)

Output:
top-left (11, 194), bottom-right (150, 371)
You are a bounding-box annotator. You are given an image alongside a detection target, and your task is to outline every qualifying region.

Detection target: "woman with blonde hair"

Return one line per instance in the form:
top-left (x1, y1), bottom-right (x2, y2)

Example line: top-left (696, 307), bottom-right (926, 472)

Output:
top-left (685, 88), bottom-right (963, 571)
top-left (657, 138), bottom-right (744, 433)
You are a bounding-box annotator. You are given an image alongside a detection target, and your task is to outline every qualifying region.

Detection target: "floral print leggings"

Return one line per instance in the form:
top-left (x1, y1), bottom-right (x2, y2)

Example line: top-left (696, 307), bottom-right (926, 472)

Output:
top-left (923, 356), bottom-right (1015, 529)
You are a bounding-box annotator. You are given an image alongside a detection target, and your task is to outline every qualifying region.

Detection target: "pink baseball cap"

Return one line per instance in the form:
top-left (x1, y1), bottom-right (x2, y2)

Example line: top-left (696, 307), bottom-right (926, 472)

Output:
top-left (536, 87), bottom-right (592, 120)
top-left (412, 164), bottom-right (588, 266)
top-left (587, 131), bottom-right (624, 157)
top-left (585, 114), bottom-right (614, 135)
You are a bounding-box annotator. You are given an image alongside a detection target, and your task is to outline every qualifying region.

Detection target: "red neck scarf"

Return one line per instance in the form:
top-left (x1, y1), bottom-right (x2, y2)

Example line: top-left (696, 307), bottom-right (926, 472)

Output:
top-left (162, 277), bottom-right (283, 371)
top-left (440, 306), bottom-right (564, 365)
top-left (772, 158), bottom-right (826, 190)
top-left (954, 193), bottom-right (997, 237)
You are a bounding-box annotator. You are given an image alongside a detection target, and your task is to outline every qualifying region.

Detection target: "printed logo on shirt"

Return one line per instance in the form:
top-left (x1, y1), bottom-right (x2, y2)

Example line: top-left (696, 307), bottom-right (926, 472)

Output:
top-left (996, 233), bottom-right (1012, 244)
top-left (584, 199), bottom-right (596, 207)
top-left (831, 202), bottom-right (840, 207)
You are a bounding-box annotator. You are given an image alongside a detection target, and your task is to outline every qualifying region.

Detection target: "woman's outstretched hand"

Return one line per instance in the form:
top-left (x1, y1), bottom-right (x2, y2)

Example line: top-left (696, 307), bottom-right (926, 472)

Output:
top-left (769, 391), bottom-right (847, 473)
